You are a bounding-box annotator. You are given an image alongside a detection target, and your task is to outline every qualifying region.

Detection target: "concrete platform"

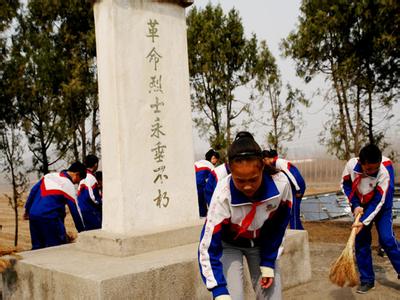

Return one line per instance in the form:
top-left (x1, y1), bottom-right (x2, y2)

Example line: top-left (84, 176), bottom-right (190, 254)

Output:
top-left (2, 229), bottom-right (311, 299)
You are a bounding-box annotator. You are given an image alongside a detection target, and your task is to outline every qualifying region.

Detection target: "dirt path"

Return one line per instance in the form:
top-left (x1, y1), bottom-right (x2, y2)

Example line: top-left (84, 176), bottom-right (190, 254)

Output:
top-left (283, 242), bottom-right (400, 299)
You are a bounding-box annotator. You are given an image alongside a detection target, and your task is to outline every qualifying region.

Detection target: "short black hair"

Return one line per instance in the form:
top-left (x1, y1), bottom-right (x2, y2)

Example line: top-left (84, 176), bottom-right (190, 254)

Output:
top-left (262, 149), bottom-right (278, 158)
top-left (68, 161), bottom-right (87, 180)
top-left (228, 131), bottom-right (262, 164)
top-left (359, 144), bottom-right (382, 164)
top-left (205, 149), bottom-right (220, 161)
top-left (84, 154), bottom-right (99, 168)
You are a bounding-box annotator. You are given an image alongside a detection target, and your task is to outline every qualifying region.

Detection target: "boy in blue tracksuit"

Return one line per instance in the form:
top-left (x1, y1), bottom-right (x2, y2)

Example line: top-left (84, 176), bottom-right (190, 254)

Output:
top-left (204, 162), bottom-right (230, 206)
top-left (24, 162), bottom-right (86, 250)
top-left (341, 144), bottom-right (400, 294)
top-left (263, 150), bottom-right (306, 230)
top-left (198, 132), bottom-right (292, 299)
top-left (78, 155), bottom-right (102, 230)
top-left (194, 149), bottom-right (220, 217)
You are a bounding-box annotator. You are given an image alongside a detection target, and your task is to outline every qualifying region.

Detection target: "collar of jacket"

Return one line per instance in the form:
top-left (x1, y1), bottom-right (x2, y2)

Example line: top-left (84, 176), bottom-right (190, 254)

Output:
top-left (60, 170), bottom-right (74, 183)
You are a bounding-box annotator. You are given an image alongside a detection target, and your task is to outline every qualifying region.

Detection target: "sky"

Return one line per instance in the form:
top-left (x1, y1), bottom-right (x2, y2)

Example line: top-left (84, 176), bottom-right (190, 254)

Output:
top-left (190, 0), bottom-right (400, 159)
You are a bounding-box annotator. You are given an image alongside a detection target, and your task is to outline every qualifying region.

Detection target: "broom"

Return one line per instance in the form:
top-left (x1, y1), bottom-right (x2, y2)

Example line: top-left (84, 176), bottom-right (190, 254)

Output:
top-left (0, 246), bottom-right (21, 273)
top-left (329, 213), bottom-right (362, 287)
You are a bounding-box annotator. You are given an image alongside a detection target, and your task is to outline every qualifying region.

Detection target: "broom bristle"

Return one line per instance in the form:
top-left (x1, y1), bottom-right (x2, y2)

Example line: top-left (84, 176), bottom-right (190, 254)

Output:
top-left (0, 258), bottom-right (11, 273)
top-left (329, 216), bottom-right (360, 287)
top-left (0, 246), bottom-right (22, 273)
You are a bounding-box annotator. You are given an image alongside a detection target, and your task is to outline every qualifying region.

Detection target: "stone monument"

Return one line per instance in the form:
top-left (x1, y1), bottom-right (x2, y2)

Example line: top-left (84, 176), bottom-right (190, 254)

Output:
top-left (76, 0), bottom-right (202, 257)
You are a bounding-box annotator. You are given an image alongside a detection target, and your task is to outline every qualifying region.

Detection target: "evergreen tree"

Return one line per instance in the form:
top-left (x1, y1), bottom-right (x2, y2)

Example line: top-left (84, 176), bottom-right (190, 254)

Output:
top-left (282, 0), bottom-right (400, 159)
top-left (253, 41), bottom-right (309, 154)
top-left (0, 0), bottom-right (27, 246)
top-left (187, 4), bottom-right (258, 151)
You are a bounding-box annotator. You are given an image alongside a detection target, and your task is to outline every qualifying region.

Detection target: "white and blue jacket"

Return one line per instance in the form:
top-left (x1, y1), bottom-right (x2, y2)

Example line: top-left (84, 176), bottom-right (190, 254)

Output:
top-left (198, 171), bottom-right (292, 298)
top-left (341, 156), bottom-right (394, 226)
top-left (78, 171), bottom-right (102, 211)
top-left (195, 159), bottom-right (215, 216)
top-left (274, 158), bottom-right (306, 196)
top-left (25, 171), bottom-right (85, 232)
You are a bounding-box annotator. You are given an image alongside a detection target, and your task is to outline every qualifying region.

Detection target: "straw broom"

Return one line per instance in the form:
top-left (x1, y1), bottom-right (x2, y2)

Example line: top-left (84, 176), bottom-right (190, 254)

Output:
top-left (0, 246), bottom-right (21, 273)
top-left (329, 213), bottom-right (362, 287)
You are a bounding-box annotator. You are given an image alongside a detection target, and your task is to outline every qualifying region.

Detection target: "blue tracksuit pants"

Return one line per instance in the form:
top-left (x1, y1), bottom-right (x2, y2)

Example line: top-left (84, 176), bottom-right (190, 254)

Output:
top-left (29, 217), bottom-right (67, 250)
top-left (355, 207), bottom-right (400, 284)
top-left (81, 210), bottom-right (102, 231)
top-left (290, 196), bottom-right (304, 230)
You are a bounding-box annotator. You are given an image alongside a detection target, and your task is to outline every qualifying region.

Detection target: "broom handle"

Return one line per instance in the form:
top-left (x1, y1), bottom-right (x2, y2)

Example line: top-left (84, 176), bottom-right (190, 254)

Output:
top-left (349, 213), bottom-right (362, 241)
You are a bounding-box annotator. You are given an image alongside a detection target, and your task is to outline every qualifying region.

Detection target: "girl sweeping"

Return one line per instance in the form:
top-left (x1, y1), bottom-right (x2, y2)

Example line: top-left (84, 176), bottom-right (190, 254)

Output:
top-left (198, 132), bottom-right (292, 300)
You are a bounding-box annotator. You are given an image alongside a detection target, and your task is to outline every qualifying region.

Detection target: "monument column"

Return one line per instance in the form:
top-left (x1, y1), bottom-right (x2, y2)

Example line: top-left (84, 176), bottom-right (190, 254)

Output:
top-left (93, 0), bottom-right (198, 235)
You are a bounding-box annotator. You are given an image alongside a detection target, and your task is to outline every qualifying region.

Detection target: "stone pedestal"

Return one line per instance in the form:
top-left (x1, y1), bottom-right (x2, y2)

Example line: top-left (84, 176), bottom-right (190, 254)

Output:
top-left (2, 230), bottom-right (311, 299)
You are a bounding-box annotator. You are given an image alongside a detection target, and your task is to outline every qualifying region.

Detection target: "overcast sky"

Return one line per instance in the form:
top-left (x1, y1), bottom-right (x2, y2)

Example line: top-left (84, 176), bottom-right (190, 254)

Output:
top-left (190, 0), bottom-right (400, 159)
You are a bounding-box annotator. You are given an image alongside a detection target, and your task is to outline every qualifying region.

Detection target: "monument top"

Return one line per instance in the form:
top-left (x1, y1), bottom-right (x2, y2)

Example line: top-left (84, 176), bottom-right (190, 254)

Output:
top-left (154, 0), bottom-right (194, 8)
top-left (92, 0), bottom-right (194, 8)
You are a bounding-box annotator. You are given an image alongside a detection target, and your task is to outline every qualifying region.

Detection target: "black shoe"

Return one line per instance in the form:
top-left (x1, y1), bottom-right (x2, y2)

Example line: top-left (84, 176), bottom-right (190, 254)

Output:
top-left (356, 283), bottom-right (375, 294)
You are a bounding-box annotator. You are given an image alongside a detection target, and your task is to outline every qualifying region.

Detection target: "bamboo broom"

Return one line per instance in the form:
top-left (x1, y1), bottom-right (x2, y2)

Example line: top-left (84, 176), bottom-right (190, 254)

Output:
top-left (329, 213), bottom-right (362, 287)
top-left (0, 246), bottom-right (21, 273)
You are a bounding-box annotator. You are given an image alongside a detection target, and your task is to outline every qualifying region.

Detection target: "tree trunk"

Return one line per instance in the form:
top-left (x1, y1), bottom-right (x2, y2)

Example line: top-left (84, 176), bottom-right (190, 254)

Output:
top-left (367, 89), bottom-right (374, 144)
top-left (332, 72), bottom-right (351, 160)
top-left (80, 119), bottom-right (87, 160)
top-left (39, 123), bottom-right (49, 174)
top-left (72, 130), bottom-right (79, 161)
top-left (353, 87), bottom-right (362, 156)
top-left (91, 98), bottom-right (98, 155)
top-left (11, 163), bottom-right (18, 246)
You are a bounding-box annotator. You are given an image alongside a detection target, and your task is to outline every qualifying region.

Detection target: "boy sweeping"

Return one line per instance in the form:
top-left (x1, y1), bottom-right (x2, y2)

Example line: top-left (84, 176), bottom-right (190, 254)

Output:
top-left (341, 144), bottom-right (400, 293)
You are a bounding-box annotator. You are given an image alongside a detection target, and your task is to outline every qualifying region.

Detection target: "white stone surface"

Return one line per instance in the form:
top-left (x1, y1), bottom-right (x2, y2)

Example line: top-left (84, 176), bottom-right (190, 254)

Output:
top-left (94, 0), bottom-right (198, 235)
top-left (2, 230), bottom-right (311, 299)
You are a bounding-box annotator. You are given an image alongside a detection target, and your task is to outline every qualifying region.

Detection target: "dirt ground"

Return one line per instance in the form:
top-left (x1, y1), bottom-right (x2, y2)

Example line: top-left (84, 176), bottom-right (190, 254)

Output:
top-left (283, 222), bottom-right (400, 300)
top-left (1, 196), bottom-right (400, 299)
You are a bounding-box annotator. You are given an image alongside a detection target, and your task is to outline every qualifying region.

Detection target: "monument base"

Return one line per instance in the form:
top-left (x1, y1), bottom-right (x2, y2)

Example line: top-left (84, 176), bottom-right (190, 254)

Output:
top-left (2, 230), bottom-right (311, 299)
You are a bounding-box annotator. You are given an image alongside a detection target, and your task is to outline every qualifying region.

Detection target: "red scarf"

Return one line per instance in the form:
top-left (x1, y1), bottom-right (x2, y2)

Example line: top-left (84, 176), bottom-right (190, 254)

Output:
top-left (235, 201), bottom-right (263, 239)
top-left (348, 174), bottom-right (363, 201)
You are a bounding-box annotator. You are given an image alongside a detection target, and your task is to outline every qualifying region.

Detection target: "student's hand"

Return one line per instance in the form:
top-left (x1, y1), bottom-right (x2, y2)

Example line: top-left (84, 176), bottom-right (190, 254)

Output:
top-left (353, 206), bottom-right (363, 217)
top-left (260, 277), bottom-right (274, 289)
top-left (352, 208), bottom-right (364, 235)
top-left (66, 231), bottom-right (78, 243)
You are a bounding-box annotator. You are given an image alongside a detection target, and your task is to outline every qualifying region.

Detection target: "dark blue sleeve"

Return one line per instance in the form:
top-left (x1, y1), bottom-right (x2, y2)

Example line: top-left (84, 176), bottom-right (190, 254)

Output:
top-left (198, 220), bottom-right (229, 298)
top-left (66, 199), bottom-right (85, 232)
top-left (204, 172), bottom-right (217, 206)
top-left (93, 184), bottom-right (103, 205)
top-left (25, 179), bottom-right (42, 214)
top-left (289, 165), bottom-right (306, 195)
top-left (385, 163), bottom-right (395, 191)
top-left (259, 202), bottom-right (291, 269)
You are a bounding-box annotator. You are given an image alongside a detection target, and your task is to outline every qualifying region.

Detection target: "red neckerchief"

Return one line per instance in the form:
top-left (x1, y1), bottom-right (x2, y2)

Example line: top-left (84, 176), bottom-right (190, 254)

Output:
top-left (348, 173), bottom-right (363, 201)
top-left (235, 201), bottom-right (263, 239)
